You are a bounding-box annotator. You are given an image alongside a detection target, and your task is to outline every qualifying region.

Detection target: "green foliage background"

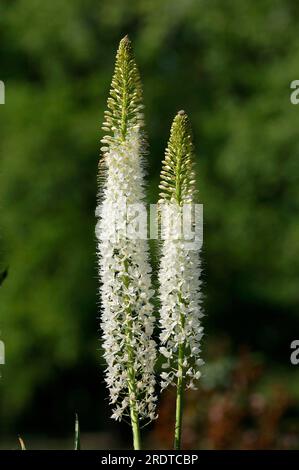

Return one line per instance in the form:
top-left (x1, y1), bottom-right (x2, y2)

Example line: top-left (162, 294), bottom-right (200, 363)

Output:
top-left (0, 0), bottom-right (299, 440)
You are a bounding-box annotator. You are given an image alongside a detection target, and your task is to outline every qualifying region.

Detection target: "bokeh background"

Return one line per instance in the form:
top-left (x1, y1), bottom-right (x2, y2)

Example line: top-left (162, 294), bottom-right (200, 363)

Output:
top-left (0, 0), bottom-right (299, 449)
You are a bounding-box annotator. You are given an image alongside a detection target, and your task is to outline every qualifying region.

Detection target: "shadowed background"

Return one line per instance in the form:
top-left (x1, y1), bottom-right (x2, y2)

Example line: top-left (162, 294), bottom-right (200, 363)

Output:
top-left (0, 0), bottom-right (299, 449)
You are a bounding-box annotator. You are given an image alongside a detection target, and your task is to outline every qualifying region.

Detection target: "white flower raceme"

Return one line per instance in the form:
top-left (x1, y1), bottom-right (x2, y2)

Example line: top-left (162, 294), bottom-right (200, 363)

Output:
top-left (158, 111), bottom-right (204, 392)
top-left (95, 37), bottom-right (157, 428)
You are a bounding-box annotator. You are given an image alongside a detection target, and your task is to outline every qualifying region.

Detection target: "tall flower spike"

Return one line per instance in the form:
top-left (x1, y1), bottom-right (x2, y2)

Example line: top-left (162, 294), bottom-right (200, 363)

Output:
top-left (158, 111), bottom-right (203, 449)
top-left (96, 36), bottom-right (157, 450)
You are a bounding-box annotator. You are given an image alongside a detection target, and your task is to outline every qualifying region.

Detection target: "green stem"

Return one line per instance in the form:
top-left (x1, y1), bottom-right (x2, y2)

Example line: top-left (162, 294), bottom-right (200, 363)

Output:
top-left (123, 260), bottom-right (142, 450)
top-left (128, 387), bottom-right (141, 450)
top-left (127, 329), bottom-right (141, 450)
top-left (174, 342), bottom-right (185, 449)
top-left (174, 139), bottom-right (185, 449)
top-left (174, 290), bottom-right (186, 450)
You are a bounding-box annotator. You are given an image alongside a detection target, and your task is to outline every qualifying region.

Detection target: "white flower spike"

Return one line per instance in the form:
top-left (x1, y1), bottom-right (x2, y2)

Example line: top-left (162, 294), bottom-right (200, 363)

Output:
top-left (96, 36), bottom-right (157, 450)
top-left (158, 110), bottom-right (203, 449)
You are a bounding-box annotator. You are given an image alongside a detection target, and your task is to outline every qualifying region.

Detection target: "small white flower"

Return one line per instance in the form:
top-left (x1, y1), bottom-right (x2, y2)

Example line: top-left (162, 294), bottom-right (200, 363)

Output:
top-left (111, 407), bottom-right (123, 421)
top-left (160, 347), bottom-right (172, 358)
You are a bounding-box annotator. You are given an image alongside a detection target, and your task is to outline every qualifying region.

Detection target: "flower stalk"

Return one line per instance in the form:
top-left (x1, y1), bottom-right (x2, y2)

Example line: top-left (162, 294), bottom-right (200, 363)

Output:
top-left (96, 36), bottom-right (157, 449)
top-left (158, 111), bottom-right (203, 450)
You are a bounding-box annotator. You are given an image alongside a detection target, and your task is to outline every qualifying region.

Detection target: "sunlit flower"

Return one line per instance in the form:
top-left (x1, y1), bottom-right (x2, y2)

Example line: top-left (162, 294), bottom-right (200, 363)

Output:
top-left (158, 110), bottom-right (204, 391)
top-left (96, 36), bottom-right (157, 425)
